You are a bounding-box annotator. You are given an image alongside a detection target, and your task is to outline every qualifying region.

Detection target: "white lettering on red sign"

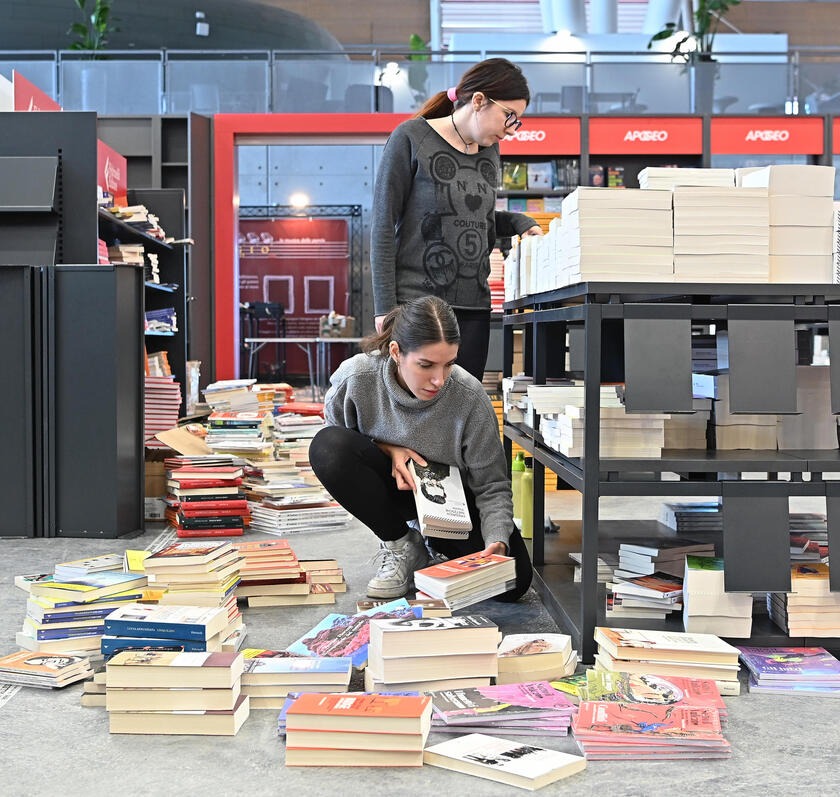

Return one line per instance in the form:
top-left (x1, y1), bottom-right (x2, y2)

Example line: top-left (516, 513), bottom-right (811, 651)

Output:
top-left (745, 129), bottom-right (790, 142)
top-left (103, 155), bottom-right (122, 193)
top-left (505, 129), bottom-right (547, 142)
top-left (623, 130), bottom-right (669, 142)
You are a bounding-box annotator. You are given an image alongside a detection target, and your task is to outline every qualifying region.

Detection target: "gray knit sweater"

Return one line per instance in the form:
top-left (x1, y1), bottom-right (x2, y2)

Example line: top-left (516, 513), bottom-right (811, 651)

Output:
top-left (323, 352), bottom-right (513, 548)
top-left (371, 117), bottom-right (537, 316)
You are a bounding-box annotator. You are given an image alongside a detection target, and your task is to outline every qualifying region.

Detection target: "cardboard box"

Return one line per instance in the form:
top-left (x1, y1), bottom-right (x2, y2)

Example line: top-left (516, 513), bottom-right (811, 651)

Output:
top-left (144, 460), bottom-right (166, 498)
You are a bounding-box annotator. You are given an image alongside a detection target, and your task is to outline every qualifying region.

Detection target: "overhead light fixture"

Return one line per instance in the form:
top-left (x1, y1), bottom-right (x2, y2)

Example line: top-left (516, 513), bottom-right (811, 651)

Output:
top-left (195, 11), bottom-right (210, 37)
top-left (289, 192), bottom-right (310, 209)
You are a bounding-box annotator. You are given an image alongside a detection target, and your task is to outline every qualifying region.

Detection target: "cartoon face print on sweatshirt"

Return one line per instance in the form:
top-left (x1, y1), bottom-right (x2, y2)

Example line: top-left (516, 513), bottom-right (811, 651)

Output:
top-left (420, 151), bottom-right (497, 299)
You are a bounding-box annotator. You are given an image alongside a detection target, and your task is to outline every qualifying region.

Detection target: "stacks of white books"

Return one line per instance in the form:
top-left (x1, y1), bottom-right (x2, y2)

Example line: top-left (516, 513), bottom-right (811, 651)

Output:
top-left (502, 375), bottom-right (532, 424)
top-left (741, 165), bottom-right (835, 283)
top-left (682, 556), bottom-right (753, 638)
top-left (560, 188), bottom-right (674, 284)
top-left (768, 564), bottom-right (840, 637)
top-left (776, 366), bottom-right (838, 449)
top-left (693, 373), bottom-right (777, 449)
top-left (606, 571), bottom-right (683, 620)
top-left (639, 167), bottom-right (734, 190)
top-left (662, 399), bottom-right (711, 448)
top-left (672, 186), bottom-right (770, 283)
top-left (615, 537), bottom-right (715, 579)
top-left (833, 201), bottom-right (840, 283)
top-left (503, 237), bottom-right (521, 302)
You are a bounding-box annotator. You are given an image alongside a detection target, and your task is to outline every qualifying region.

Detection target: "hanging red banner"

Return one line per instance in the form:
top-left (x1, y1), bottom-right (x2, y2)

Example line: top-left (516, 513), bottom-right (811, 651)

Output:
top-left (589, 117), bottom-right (703, 154)
top-left (499, 117), bottom-right (581, 155)
top-left (711, 117), bottom-right (824, 154)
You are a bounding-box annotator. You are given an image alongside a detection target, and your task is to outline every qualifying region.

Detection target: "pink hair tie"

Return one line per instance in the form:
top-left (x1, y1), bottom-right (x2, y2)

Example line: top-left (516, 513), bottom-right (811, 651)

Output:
top-left (447, 86), bottom-right (458, 103)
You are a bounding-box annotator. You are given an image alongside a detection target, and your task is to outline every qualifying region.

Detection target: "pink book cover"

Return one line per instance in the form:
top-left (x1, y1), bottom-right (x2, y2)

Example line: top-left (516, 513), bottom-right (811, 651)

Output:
top-left (572, 702), bottom-right (724, 744)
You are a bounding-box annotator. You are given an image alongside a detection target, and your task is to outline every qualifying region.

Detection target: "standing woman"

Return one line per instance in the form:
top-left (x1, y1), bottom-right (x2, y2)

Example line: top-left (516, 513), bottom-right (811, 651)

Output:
top-left (371, 57), bottom-right (542, 381)
top-left (309, 295), bottom-right (532, 601)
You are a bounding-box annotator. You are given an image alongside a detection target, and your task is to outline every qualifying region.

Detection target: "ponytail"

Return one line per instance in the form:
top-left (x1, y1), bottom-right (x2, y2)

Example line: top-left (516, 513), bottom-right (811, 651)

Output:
top-left (361, 296), bottom-right (460, 356)
top-left (415, 90), bottom-right (457, 120)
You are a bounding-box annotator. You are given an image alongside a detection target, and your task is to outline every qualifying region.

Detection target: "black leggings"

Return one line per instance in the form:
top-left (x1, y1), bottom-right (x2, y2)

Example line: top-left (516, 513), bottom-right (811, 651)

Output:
top-left (453, 308), bottom-right (491, 382)
top-left (309, 425), bottom-right (533, 602)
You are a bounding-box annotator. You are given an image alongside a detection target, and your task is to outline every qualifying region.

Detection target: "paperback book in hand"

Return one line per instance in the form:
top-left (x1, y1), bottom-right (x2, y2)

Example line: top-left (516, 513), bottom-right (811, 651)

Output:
top-left (407, 460), bottom-right (471, 540)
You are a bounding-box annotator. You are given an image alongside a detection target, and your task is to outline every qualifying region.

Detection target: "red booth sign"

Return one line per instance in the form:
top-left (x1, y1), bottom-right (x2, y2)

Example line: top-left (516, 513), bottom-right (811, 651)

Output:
top-left (13, 71), bottom-right (60, 111)
top-left (97, 140), bottom-right (128, 207)
top-left (589, 117), bottom-right (702, 154)
top-left (832, 118), bottom-right (840, 154)
top-left (711, 117), bottom-right (824, 154)
top-left (499, 117), bottom-right (581, 155)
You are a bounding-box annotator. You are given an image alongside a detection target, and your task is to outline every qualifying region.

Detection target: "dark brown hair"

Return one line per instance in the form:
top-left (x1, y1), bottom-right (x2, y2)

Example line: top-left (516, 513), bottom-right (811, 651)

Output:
top-left (362, 296), bottom-right (460, 356)
top-left (415, 57), bottom-right (530, 120)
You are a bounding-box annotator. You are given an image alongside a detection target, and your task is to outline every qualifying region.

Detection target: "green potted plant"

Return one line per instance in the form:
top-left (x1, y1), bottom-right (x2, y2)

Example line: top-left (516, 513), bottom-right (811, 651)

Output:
top-left (647, 0), bottom-right (741, 113)
top-left (67, 0), bottom-right (118, 58)
top-left (407, 33), bottom-right (430, 109)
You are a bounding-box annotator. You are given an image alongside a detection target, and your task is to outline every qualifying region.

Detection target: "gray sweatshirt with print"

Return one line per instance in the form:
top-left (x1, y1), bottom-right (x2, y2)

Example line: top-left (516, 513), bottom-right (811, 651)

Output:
top-left (323, 352), bottom-right (513, 548)
top-left (371, 117), bottom-right (536, 316)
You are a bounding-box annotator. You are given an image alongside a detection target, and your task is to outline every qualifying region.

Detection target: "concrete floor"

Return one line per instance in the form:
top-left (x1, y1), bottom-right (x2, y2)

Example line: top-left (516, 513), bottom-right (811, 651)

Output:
top-left (2, 491), bottom-right (839, 797)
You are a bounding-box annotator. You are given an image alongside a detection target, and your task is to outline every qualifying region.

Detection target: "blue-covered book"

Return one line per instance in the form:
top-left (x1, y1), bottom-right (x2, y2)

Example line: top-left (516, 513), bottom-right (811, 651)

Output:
top-left (103, 603), bottom-right (228, 642)
top-left (26, 623), bottom-right (105, 641)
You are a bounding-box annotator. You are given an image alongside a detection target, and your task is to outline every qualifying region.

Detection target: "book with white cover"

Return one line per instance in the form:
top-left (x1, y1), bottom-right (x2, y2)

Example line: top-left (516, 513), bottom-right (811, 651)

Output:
top-left (595, 626), bottom-right (741, 665)
top-left (769, 226), bottom-right (833, 256)
top-left (406, 460), bottom-right (471, 540)
top-left (741, 164), bottom-right (835, 197)
top-left (769, 195), bottom-right (834, 226)
top-left (423, 733), bottom-right (586, 790)
top-left (770, 255), bottom-right (833, 284)
top-left (563, 187), bottom-right (672, 213)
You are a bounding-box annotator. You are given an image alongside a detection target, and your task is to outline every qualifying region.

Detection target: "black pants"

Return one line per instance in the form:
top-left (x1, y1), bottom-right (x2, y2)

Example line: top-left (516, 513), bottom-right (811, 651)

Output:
top-left (309, 425), bottom-right (532, 602)
top-left (453, 308), bottom-right (491, 382)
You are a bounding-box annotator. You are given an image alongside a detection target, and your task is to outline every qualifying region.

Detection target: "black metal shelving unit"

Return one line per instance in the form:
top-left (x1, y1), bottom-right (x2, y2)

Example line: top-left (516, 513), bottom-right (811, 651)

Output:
top-left (503, 281), bottom-right (840, 662)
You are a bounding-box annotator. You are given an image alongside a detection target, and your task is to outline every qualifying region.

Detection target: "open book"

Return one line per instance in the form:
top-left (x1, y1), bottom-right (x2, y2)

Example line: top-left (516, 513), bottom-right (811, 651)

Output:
top-left (407, 460), bottom-right (472, 540)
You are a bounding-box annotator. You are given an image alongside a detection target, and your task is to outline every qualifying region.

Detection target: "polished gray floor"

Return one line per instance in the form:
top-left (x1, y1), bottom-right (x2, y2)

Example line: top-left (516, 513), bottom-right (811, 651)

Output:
top-left (1, 491), bottom-right (838, 796)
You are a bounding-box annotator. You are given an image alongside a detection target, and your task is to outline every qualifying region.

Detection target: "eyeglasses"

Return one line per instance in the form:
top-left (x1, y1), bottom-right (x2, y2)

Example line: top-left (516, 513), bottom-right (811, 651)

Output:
top-left (488, 97), bottom-right (522, 131)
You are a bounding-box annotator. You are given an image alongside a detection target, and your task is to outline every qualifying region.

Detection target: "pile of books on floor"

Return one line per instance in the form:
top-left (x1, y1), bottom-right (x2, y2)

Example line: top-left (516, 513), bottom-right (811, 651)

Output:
top-left (143, 375), bottom-right (182, 450)
top-left (234, 541), bottom-right (337, 608)
top-left (19, 567), bottom-right (148, 655)
top-left (683, 555), bottom-right (753, 638)
top-left (413, 552), bottom-right (517, 611)
top-left (205, 411), bottom-right (274, 459)
top-left (741, 164), bottom-right (835, 283)
top-left (638, 166), bottom-right (734, 190)
top-left (285, 693), bottom-right (432, 767)
top-left (430, 680), bottom-right (577, 738)
top-left (81, 670), bottom-right (107, 706)
top-left (496, 633), bottom-right (577, 685)
top-left (241, 458), bottom-right (320, 494)
top-left (366, 615), bottom-right (500, 692)
top-left (558, 187), bottom-right (674, 285)
top-left (241, 649), bottom-right (351, 709)
top-left (739, 645), bottom-right (840, 696)
top-left (274, 412), bottom-right (325, 442)
top-left (0, 651), bottom-right (93, 689)
top-left (164, 459), bottom-right (250, 539)
top-left (593, 627), bottom-right (742, 697)
top-left (672, 185), bottom-right (770, 283)
top-left (203, 379), bottom-right (262, 412)
top-left (106, 650), bottom-right (249, 735)
top-left (249, 495), bottom-right (352, 536)
top-left (659, 501), bottom-right (722, 533)
top-left (768, 563), bottom-right (840, 637)
top-left (569, 552), bottom-right (617, 584)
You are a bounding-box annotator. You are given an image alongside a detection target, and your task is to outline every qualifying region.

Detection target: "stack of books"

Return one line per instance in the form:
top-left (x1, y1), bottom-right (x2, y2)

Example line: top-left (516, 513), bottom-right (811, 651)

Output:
top-left (489, 246), bottom-right (505, 313)
top-left (19, 571), bottom-right (148, 655)
top-left (741, 164), bottom-right (835, 283)
top-left (606, 572), bottom-right (684, 621)
top-left (501, 374), bottom-right (532, 424)
top-left (106, 650), bottom-right (249, 735)
top-left (768, 563), bottom-right (840, 636)
top-left (638, 167), bottom-right (734, 190)
top-left (241, 651), bottom-right (350, 709)
top-left (559, 187), bottom-right (674, 284)
top-left (366, 615), bottom-right (500, 692)
top-left (274, 413), bottom-right (325, 442)
top-left (249, 498), bottom-right (352, 537)
top-left (285, 693), bottom-right (432, 767)
top-left (202, 379), bottom-right (261, 412)
top-left (112, 204), bottom-right (167, 241)
top-left (430, 681), bottom-right (577, 737)
top-left (693, 373), bottom-right (778, 449)
top-left (81, 671), bottom-right (107, 706)
top-left (134, 541), bottom-right (242, 643)
top-left (143, 375), bottom-right (182, 450)
top-left (164, 463), bottom-right (249, 538)
top-left (672, 185), bottom-right (770, 283)
top-left (107, 243), bottom-right (144, 266)
top-left (304, 560), bottom-right (347, 594)
top-left (683, 556), bottom-right (753, 638)
top-left (101, 602), bottom-right (234, 657)
top-left (777, 366), bottom-right (838, 450)
top-left (424, 733), bottom-right (586, 788)
top-left (569, 552), bottom-right (617, 584)
top-left (615, 538), bottom-right (715, 579)
top-left (145, 307), bottom-right (177, 335)
top-left (232, 539), bottom-right (322, 608)
top-left (204, 411), bottom-right (273, 459)
top-left (413, 552), bottom-right (517, 610)
top-left (496, 633), bottom-right (577, 685)
top-left (662, 399), bottom-right (711, 449)
top-left (572, 701), bottom-right (730, 760)
top-left (593, 627), bottom-right (742, 696)
top-left (739, 645), bottom-right (840, 696)
top-left (788, 513), bottom-right (829, 564)
top-left (0, 651), bottom-right (93, 689)
top-left (659, 501), bottom-right (722, 533)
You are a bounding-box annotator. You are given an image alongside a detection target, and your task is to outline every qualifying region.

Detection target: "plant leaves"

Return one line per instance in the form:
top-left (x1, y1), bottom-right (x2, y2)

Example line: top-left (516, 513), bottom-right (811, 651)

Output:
top-left (74, 0), bottom-right (87, 10)
top-left (69, 22), bottom-right (89, 36)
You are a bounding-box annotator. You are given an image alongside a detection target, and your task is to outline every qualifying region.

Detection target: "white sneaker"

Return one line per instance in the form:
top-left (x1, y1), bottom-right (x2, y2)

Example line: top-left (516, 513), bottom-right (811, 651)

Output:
top-left (367, 530), bottom-right (432, 599)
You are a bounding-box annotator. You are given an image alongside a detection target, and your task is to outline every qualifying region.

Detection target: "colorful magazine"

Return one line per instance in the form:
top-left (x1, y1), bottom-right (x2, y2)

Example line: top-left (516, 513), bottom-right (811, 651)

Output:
top-left (431, 681), bottom-right (576, 725)
top-left (737, 646), bottom-right (840, 681)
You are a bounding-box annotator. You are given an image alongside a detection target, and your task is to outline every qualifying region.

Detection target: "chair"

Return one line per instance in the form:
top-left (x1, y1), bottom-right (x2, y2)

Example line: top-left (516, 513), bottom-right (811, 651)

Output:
top-left (240, 301), bottom-right (286, 380)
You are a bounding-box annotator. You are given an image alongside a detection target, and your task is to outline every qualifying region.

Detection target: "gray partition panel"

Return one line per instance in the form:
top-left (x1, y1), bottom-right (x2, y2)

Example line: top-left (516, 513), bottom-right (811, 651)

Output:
top-left (825, 484), bottom-right (840, 592)
top-left (727, 305), bottom-right (797, 414)
top-left (722, 484), bottom-right (791, 592)
top-left (623, 304), bottom-right (693, 412)
top-left (568, 324), bottom-right (584, 372)
top-left (829, 310), bottom-right (840, 415)
top-left (0, 267), bottom-right (35, 537)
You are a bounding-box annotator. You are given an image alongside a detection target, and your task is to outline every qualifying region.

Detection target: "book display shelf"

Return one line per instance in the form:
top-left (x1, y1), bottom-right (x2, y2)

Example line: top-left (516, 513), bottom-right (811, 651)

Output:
top-left (503, 282), bottom-right (840, 662)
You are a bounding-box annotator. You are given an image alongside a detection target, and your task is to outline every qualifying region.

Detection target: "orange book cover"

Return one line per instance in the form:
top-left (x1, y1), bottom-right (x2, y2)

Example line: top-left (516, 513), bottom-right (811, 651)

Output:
top-left (287, 693), bottom-right (430, 719)
top-left (416, 551), bottom-right (512, 579)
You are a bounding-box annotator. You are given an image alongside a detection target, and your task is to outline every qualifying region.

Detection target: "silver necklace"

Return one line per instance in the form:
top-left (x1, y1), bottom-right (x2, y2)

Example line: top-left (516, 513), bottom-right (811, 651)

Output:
top-left (451, 114), bottom-right (473, 154)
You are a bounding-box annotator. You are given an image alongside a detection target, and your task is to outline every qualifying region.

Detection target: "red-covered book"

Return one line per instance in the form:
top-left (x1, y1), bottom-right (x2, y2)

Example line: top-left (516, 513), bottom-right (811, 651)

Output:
top-left (175, 527), bottom-right (245, 538)
top-left (176, 500), bottom-right (249, 512)
top-left (277, 402), bottom-right (324, 417)
top-left (286, 693), bottom-right (431, 732)
top-left (168, 478), bottom-right (243, 489)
